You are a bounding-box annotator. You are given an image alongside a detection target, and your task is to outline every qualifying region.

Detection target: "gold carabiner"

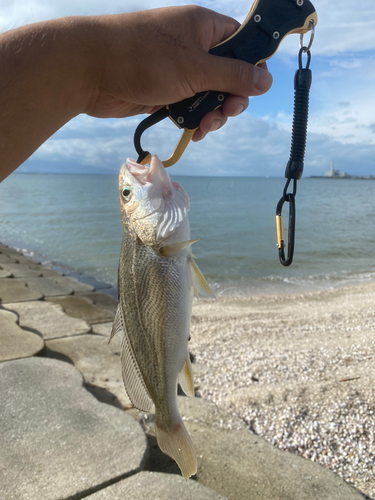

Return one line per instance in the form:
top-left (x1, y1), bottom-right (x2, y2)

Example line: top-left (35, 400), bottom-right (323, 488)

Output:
top-left (139, 128), bottom-right (196, 168)
top-left (135, 107), bottom-right (197, 168)
top-left (275, 213), bottom-right (285, 251)
top-left (163, 129), bottom-right (196, 168)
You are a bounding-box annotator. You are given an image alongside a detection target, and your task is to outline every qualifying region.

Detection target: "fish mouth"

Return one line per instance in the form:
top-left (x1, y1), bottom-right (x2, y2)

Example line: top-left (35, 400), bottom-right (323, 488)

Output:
top-left (125, 158), bottom-right (150, 185)
top-left (125, 156), bottom-right (174, 199)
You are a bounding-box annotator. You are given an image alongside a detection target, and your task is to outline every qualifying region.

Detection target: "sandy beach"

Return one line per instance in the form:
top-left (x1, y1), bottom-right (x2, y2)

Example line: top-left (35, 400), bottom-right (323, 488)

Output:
top-left (189, 284), bottom-right (375, 498)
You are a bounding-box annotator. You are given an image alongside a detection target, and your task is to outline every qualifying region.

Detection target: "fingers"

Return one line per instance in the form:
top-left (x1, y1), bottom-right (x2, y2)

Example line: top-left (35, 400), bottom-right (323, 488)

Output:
top-left (196, 51), bottom-right (273, 99)
top-left (221, 95), bottom-right (249, 118)
top-left (197, 9), bottom-right (241, 50)
top-left (191, 57), bottom-right (271, 142)
top-left (191, 6), bottom-right (272, 97)
top-left (192, 95), bottom-right (249, 142)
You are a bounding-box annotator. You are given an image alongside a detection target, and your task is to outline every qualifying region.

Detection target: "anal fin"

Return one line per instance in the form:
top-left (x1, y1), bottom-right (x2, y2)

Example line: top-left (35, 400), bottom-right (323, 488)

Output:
top-left (188, 255), bottom-right (215, 299)
top-left (179, 356), bottom-right (195, 398)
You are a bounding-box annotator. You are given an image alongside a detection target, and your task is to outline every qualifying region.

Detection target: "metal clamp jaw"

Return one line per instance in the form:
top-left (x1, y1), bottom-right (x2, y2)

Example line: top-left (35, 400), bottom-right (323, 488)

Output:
top-left (133, 107), bottom-right (196, 167)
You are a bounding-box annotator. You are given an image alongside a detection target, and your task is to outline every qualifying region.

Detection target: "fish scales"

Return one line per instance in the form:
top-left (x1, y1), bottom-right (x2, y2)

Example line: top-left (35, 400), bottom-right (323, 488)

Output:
top-left (118, 232), bottom-right (191, 424)
top-left (111, 155), bottom-right (214, 479)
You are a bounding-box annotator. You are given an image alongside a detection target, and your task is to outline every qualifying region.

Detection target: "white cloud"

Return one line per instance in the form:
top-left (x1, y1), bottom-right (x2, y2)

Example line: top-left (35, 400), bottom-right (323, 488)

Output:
top-left (23, 108), bottom-right (375, 178)
top-left (3, 0), bottom-right (375, 58)
top-left (4, 0), bottom-right (375, 177)
top-left (274, 0), bottom-right (375, 56)
top-left (33, 114), bottom-right (138, 167)
top-left (307, 53), bottom-right (375, 146)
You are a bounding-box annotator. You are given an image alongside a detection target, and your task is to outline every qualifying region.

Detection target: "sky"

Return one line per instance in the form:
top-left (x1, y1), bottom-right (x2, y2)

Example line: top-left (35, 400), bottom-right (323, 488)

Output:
top-left (1, 0), bottom-right (375, 177)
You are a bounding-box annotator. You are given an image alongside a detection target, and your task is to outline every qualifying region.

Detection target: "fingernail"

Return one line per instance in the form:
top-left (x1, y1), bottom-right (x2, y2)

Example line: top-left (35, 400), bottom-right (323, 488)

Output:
top-left (208, 119), bottom-right (222, 133)
top-left (253, 66), bottom-right (273, 91)
top-left (232, 104), bottom-right (245, 117)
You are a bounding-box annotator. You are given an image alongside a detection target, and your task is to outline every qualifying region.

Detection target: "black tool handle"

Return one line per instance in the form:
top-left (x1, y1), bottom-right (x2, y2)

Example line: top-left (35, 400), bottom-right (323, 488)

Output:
top-left (168, 0), bottom-right (316, 130)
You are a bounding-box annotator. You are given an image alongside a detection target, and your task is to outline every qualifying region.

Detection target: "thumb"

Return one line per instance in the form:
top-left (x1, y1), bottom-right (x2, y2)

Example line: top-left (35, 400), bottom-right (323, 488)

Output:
top-left (197, 53), bottom-right (273, 97)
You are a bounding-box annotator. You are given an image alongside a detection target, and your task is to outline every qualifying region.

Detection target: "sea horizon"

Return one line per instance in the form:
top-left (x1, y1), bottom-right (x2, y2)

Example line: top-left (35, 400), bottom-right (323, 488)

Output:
top-left (1, 173), bottom-right (374, 297)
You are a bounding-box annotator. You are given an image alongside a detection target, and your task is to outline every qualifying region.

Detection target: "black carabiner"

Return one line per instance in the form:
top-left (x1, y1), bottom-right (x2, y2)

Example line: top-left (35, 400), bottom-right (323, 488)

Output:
top-left (275, 193), bottom-right (296, 267)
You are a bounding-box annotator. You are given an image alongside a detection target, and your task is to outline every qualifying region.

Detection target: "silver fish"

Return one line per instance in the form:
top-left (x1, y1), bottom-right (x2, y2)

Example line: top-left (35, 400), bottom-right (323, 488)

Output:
top-left (110, 155), bottom-right (214, 479)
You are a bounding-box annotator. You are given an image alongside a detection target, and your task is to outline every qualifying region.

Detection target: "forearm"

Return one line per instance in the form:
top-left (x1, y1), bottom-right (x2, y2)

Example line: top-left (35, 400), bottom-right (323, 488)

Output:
top-left (0, 17), bottom-right (97, 181)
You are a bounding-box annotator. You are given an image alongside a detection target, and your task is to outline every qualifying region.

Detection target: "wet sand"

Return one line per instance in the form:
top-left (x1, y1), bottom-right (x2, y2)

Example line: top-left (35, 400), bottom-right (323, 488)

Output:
top-left (190, 284), bottom-right (375, 498)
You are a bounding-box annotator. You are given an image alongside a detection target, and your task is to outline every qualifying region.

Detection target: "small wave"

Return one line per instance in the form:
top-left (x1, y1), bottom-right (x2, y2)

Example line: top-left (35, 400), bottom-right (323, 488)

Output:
top-left (209, 269), bottom-right (375, 298)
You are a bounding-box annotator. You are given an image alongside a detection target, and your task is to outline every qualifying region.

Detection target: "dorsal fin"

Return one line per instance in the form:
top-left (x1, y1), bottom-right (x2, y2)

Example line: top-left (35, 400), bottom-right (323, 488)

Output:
top-left (110, 305), bottom-right (154, 412)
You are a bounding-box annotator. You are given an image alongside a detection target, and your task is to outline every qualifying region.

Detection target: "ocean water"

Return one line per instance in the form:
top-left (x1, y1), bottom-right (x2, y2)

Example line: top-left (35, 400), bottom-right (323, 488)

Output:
top-left (0, 173), bottom-right (374, 296)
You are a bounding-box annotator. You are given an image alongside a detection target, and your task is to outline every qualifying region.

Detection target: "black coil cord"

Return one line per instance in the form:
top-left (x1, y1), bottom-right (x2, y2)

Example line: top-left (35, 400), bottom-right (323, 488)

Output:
top-left (276, 22), bottom-right (314, 267)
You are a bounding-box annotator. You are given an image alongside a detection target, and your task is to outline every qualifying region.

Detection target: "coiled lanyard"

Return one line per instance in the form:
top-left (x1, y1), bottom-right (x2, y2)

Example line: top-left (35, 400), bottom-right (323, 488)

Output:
top-left (276, 21), bottom-right (315, 267)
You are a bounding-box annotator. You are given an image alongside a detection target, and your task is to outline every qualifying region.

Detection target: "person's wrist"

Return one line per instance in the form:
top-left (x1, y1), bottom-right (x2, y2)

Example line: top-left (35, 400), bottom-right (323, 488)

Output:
top-left (57, 16), bottom-right (107, 116)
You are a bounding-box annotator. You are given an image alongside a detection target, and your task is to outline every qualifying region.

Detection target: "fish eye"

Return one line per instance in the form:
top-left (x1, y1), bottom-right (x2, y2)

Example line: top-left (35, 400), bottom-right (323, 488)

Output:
top-left (122, 186), bottom-right (132, 201)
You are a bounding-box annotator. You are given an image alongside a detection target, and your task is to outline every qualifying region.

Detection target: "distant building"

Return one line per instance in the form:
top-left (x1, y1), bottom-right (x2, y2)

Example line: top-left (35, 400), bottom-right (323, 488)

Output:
top-left (324, 161), bottom-right (348, 178)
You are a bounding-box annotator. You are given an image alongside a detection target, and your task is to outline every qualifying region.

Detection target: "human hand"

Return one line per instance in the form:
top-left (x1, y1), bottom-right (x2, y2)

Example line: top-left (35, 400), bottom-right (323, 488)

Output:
top-left (0, 6), bottom-right (273, 181)
top-left (85, 6), bottom-right (273, 141)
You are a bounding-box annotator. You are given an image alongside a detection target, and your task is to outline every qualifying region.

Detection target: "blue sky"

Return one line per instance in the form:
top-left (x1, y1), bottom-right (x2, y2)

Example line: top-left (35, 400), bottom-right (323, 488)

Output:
top-left (2, 0), bottom-right (375, 177)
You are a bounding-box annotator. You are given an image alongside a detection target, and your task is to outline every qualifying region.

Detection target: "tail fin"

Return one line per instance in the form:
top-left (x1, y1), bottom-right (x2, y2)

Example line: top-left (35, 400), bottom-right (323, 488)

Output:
top-left (155, 418), bottom-right (197, 480)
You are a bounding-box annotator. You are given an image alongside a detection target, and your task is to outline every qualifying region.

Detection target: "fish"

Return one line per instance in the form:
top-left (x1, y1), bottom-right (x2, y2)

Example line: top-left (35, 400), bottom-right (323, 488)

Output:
top-left (110, 155), bottom-right (214, 479)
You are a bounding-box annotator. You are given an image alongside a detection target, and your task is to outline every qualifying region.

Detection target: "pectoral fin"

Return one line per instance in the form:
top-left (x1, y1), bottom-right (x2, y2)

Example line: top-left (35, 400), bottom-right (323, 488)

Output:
top-left (179, 357), bottom-right (195, 398)
top-left (188, 255), bottom-right (215, 299)
top-left (159, 239), bottom-right (200, 257)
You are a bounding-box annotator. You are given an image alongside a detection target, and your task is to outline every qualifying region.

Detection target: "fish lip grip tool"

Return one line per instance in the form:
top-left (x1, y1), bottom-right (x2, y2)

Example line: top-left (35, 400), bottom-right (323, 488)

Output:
top-left (134, 0), bottom-right (317, 168)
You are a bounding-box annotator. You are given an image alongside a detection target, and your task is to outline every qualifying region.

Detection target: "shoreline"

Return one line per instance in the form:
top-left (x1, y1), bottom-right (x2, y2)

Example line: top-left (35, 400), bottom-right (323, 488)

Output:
top-left (3, 237), bottom-right (375, 300)
top-left (1, 239), bottom-right (118, 298)
top-left (1, 241), bottom-right (374, 498)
